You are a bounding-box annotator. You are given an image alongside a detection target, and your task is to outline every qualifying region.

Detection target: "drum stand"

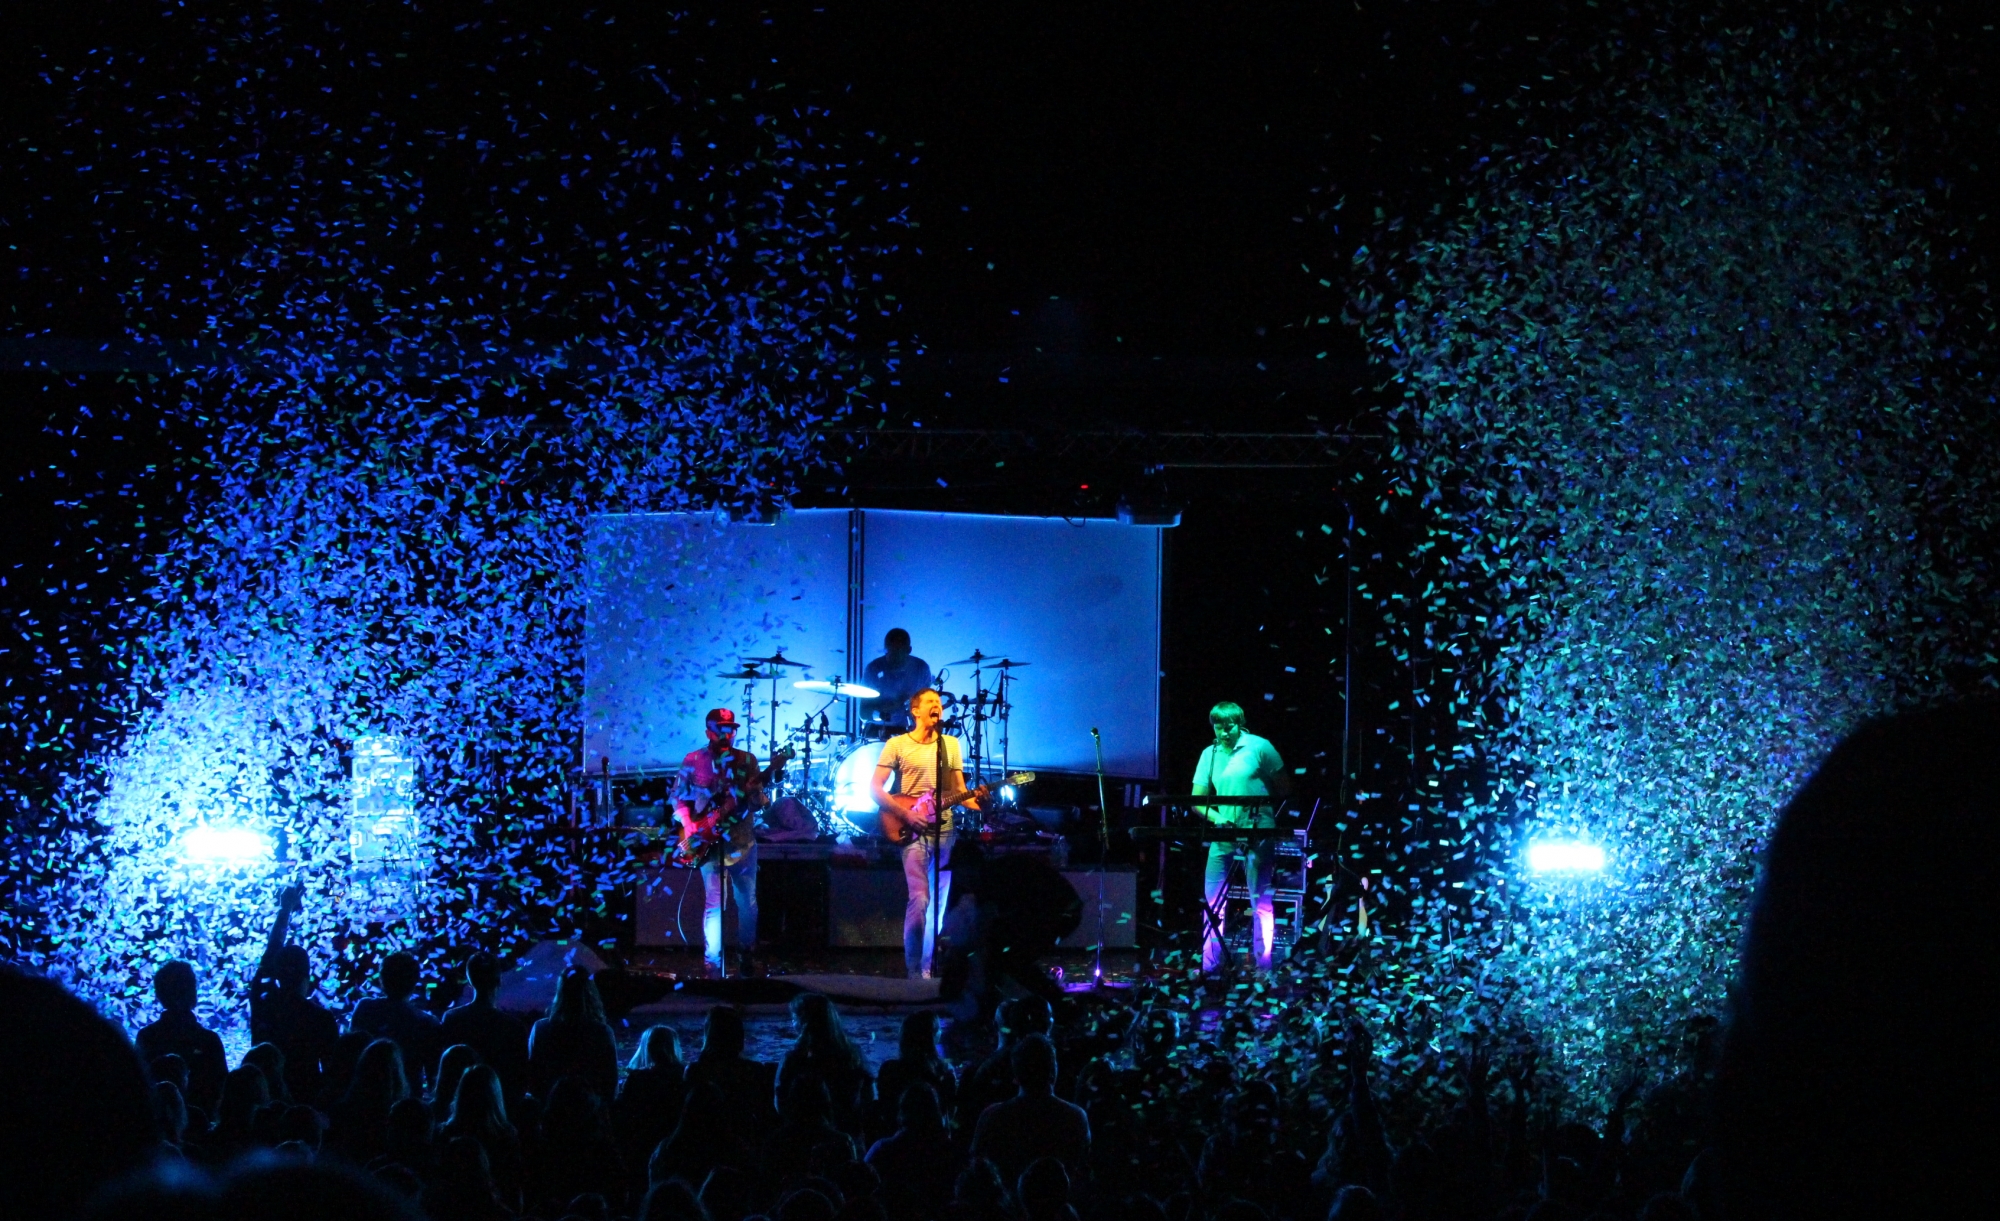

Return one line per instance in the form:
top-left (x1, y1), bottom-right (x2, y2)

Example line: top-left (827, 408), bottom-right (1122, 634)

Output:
top-left (951, 671), bottom-right (1017, 828)
top-left (737, 670), bottom-right (764, 750)
top-left (993, 665), bottom-right (1018, 781)
top-left (764, 669), bottom-right (784, 763)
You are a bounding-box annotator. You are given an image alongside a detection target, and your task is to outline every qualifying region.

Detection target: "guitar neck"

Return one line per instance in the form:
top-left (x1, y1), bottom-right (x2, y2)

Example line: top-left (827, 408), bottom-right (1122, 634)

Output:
top-left (936, 785), bottom-right (986, 814)
top-left (879, 772), bottom-right (1031, 840)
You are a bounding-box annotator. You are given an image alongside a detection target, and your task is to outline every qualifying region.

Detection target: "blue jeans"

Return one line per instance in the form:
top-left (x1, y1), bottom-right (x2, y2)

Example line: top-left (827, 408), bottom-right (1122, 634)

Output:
top-left (700, 844), bottom-right (758, 972)
top-left (1202, 838), bottom-right (1275, 972)
top-left (902, 832), bottom-right (954, 977)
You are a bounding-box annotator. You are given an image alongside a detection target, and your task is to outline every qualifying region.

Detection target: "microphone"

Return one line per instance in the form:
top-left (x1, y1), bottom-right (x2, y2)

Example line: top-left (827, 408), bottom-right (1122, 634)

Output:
top-left (1090, 727), bottom-right (1101, 739)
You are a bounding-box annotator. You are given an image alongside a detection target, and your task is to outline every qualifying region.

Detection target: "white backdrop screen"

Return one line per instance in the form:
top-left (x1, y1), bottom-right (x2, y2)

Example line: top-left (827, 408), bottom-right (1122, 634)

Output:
top-left (860, 511), bottom-right (1161, 777)
top-left (583, 510), bottom-right (1163, 777)
top-left (582, 511), bottom-right (851, 773)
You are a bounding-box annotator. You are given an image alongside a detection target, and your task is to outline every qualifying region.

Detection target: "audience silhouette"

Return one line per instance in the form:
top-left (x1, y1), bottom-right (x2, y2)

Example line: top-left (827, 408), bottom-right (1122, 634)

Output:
top-left (248, 885), bottom-right (341, 1102)
top-left (1716, 700), bottom-right (1998, 1221)
top-left (441, 953), bottom-right (530, 1103)
top-left (351, 953), bottom-right (446, 1093)
top-left (137, 961), bottom-right (230, 1115)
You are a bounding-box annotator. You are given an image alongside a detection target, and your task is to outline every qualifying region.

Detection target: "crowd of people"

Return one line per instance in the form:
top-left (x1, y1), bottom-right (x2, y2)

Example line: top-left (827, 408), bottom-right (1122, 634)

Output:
top-left (0, 702), bottom-right (1989, 1221)
top-left (4, 945), bottom-right (1725, 1221)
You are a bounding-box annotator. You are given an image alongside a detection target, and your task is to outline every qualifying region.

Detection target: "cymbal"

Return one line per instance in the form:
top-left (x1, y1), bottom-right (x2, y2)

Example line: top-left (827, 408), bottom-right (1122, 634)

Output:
top-left (741, 652), bottom-right (809, 667)
top-left (793, 678), bottom-right (881, 699)
top-left (717, 668), bottom-right (768, 680)
top-left (944, 651), bottom-right (1030, 670)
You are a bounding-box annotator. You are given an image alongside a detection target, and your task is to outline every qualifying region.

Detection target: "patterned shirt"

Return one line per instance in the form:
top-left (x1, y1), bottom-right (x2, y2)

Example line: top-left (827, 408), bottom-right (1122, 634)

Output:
top-left (673, 745), bottom-right (765, 853)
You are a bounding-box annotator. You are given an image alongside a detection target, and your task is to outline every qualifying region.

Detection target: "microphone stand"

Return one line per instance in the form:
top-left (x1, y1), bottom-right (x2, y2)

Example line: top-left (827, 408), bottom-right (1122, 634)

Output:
top-left (1089, 727), bottom-right (1111, 986)
top-left (930, 722), bottom-right (949, 979)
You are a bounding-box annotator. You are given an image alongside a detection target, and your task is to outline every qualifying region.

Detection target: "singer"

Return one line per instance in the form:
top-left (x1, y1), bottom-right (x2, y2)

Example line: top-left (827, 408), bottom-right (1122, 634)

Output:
top-left (1191, 701), bottom-right (1288, 973)
top-left (872, 689), bottom-right (980, 979)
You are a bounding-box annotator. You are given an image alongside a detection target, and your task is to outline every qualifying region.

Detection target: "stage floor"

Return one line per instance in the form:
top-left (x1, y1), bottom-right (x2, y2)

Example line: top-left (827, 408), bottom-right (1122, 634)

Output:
top-left (606, 947), bottom-right (1143, 1068)
top-left (621, 946), bottom-right (1141, 991)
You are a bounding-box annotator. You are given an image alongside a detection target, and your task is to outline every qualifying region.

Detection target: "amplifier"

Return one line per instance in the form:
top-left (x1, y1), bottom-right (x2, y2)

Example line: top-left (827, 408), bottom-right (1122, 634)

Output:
top-left (635, 866), bottom-right (741, 948)
top-left (635, 861), bottom-right (1138, 951)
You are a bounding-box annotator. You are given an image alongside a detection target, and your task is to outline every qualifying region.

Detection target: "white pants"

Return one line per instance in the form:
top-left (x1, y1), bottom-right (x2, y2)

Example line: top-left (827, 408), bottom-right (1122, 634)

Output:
top-left (700, 845), bottom-right (758, 972)
top-left (902, 833), bottom-right (953, 977)
top-left (1202, 838), bottom-right (1275, 972)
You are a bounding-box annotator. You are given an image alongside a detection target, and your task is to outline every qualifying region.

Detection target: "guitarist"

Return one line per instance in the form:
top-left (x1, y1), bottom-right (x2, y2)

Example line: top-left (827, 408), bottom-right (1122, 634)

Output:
top-left (672, 708), bottom-right (767, 979)
top-left (872, 689), bottom-right (982, 980)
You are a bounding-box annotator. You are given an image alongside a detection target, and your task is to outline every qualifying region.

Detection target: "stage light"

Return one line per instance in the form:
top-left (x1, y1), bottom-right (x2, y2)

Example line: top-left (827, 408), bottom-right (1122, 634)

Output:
top-left (1000, 784), bottom-right (1018, 802)
top-left (180, 825), bottom-right (274, 866)
top-left (1526, 839), bottom-right (1607, 874)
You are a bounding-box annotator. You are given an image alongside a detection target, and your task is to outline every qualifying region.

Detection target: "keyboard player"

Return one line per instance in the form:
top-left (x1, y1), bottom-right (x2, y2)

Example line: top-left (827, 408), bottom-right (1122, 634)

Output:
top-left (1192, 701), bottom-right (1289, 973)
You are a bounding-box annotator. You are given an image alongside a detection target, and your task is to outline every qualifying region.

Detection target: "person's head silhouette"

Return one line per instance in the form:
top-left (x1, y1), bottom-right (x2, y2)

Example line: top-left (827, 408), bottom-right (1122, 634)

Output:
top-left (1718, 700), bottom-right (2000, 1220)
top-left (0, 968), bottom-right (156, 1218)
top-left (153, 962), bottom-right (199, 1015)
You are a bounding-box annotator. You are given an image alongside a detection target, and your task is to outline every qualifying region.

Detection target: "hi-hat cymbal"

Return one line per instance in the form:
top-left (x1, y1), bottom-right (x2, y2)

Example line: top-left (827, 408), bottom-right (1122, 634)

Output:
top-left (717, 668), bottom-right (768, 680)
top-left (944, 650), bottom-right (991, 668)
top-left (741, 652), bottom-right (809, 667)
top-left (793, 678), bottom-right (881, 699)
top-left (987, 658), bottom-right (1031, 669)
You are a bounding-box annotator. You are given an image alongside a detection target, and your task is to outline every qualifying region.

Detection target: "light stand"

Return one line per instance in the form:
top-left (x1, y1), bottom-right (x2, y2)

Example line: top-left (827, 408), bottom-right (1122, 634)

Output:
top-left (1089, 727), bottom-right (1112, 985)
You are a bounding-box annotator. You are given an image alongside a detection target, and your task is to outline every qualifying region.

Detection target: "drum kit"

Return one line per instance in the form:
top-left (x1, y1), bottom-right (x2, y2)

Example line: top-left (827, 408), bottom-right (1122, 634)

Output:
top-left (717, 648), bottom-right (1032, 840)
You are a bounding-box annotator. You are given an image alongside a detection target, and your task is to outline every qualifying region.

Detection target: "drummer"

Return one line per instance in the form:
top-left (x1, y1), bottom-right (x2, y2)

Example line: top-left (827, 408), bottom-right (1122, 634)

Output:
top-left (861, 628), bottom-right (933, 735)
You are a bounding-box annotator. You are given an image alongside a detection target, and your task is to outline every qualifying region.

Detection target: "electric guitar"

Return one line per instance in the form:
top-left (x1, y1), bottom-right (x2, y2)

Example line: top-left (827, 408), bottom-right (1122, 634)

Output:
top-left (879, 771), bottom-right (1035, 844)
top-left (673, 746), bottom-right (793, 868)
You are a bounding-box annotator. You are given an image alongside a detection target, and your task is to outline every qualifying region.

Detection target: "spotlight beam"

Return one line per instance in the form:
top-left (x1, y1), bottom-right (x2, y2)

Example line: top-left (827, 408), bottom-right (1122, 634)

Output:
top-left (181, 826), bottom-right (274, 867)
top-left (1526, 839), bottom-right (1607, 875)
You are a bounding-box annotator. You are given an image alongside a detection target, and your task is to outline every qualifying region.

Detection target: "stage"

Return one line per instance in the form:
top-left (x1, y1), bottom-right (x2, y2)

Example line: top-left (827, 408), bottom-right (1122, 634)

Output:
top-left (626, 842), bottom-right (1140, 954)
top-left (491, 940), bottom-right (1147, 1066)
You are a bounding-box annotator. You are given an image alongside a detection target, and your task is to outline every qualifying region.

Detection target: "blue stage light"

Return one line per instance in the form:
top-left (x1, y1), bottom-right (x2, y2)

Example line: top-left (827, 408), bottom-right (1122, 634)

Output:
top-left (180, 825), bottom-right (274, 866)
top-left (1000, 784), bottom-right (1017, 803)
top-left (1526, 839), bottom-right (1607, 874)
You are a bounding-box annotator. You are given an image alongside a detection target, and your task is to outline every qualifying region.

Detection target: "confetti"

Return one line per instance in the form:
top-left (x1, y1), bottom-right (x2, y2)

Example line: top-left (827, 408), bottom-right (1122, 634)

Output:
top-left (0, 2), bottom-right (906, 1034)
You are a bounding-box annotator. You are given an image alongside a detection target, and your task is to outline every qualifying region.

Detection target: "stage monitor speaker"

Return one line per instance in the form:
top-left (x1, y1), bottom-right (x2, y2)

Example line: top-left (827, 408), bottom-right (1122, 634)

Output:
top-left (1060, 868), bottom-right (1138, 949)
top-left (636, 866), bottom-right (743, 948)
top-left (641, 861), bottom-right (1137, 951)
top-left (829, 866), bottom-right (1139, 949)
top-left (828, 868), bottom-right (907, 948)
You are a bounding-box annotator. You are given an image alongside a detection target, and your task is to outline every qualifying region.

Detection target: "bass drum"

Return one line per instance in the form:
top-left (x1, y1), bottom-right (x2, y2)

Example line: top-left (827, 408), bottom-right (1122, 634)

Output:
top-left (831, 738), bottom-right (885, 818)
